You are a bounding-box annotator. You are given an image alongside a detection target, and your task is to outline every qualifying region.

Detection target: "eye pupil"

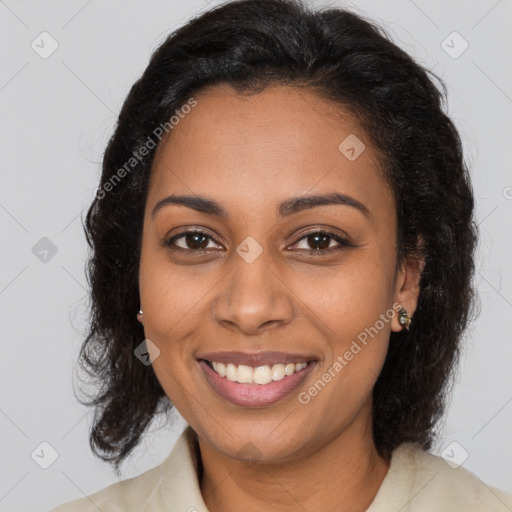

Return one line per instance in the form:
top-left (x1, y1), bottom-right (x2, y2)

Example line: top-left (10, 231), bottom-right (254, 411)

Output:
top-left (309, 233), bottom-right (330, 250)
top-left (186, 232), bottom-right (209, 249)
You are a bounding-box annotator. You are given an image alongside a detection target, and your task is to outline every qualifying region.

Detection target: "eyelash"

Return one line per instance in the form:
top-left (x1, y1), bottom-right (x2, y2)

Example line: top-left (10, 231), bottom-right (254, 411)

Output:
top-left (162, 228), bottom-right (354, 256)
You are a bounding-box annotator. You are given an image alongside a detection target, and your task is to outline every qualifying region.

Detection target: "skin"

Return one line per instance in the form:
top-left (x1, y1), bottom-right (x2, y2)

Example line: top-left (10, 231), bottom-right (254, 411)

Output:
top-left (138, 83), bottom-right (423, 512)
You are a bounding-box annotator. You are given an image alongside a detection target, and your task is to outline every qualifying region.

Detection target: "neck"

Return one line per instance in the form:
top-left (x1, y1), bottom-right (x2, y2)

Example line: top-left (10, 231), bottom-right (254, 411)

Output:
top-left (198, 405), bottom-right (390, 512)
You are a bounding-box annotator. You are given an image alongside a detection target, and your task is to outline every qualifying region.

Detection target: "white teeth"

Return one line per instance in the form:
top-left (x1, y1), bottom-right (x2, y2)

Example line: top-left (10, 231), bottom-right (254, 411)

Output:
top-left (216, 362), bottom-right (226, 377)
top-left (253, 366), bottom-right (273, 385)
top-left (226, 363), bottom-right (238, 382)
top-left (285, 363), bottom-right (295, 375)
top-left (272, 364), bottom-right (285, 381)
top-left (209, 360), bottom-right (309, 385)
top-left (237, 364), bottom-right (253, 383)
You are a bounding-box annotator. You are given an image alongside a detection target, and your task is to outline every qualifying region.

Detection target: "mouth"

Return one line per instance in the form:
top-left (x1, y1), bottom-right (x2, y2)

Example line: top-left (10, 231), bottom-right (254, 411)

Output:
top-left (201, 359), bottom-right (310, 384)
top-left (197, 351), bottom-right (318, 407)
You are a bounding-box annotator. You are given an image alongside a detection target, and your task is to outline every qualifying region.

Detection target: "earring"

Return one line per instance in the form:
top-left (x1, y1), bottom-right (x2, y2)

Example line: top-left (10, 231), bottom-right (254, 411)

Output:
top-left (398, 308), bottom-right (411, 330)
top-left (137, 309), bottom-right (144, 325)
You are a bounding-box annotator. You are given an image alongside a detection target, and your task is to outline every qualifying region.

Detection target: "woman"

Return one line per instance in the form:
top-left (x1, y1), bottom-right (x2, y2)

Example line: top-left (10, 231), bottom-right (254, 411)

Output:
top-left (52, 0), bottom-right (512, 510)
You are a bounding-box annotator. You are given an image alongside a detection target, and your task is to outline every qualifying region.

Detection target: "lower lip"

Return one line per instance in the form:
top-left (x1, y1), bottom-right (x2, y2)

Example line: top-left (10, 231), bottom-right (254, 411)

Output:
top-left (198, 360), bottom-right (316, 407)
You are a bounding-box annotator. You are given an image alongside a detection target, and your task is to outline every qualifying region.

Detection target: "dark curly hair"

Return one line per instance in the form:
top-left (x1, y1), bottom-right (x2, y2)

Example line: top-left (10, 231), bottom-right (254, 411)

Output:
top-left (78, 0), bottom-right (477, 474)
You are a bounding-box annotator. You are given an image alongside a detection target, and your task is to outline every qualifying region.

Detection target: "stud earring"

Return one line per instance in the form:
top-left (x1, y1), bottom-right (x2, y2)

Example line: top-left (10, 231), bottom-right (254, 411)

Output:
top-left (398, 308), bottom-right (411, 331)
top-left (137, 309), bottom-right (144, 325)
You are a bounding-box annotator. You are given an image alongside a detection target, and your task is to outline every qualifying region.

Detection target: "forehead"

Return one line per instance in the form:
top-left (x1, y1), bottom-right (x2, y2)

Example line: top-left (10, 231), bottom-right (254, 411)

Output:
top-left (148, 83), bottom-right (393, 219)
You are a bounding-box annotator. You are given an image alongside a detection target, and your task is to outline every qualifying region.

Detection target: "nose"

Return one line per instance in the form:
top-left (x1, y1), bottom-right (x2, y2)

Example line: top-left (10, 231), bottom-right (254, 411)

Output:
top-left (212, 247), bottom-right (295, 336)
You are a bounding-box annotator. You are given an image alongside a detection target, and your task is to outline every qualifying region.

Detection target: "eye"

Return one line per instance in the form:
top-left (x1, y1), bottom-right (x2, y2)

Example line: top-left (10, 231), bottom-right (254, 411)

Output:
top-left (163, 228), bottom-right (353, 255)
top-left (163, 229), bottom-right (221, 252)
top-left (290, 230), bottom-right (353, 254)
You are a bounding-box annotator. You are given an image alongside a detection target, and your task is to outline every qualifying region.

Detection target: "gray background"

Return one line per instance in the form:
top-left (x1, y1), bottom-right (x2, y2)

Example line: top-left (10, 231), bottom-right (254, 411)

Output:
top-left (0, 0), bottom-right (511, 510)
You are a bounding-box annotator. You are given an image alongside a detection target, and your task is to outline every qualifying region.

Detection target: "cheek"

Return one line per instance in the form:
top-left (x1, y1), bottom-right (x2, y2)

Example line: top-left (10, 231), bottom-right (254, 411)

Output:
top-left (139, 255), bottom-right (207, 417)
top-left (296, 250), bottom-right (395, 339)
top-left (138, 244), bottom-right (198, 383)
top-left (139, 239), bottom-right (210, 336)
top-left (302, 275), bottom-right (392, 426)
top-left (298, 251), bottom-right (394, 393)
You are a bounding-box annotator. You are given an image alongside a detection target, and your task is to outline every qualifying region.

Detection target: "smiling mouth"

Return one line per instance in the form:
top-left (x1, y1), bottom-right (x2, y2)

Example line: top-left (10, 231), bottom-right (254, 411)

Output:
top-left (200, 359), bottom-right (313, 385)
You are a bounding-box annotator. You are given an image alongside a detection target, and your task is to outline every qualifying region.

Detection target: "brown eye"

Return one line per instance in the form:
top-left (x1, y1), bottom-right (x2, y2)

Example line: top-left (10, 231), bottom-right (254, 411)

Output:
top-left (305, 233), bottom-right (331, 250)
top-left (292, 230), bottom-right (353, 254)
top-left (164, 230), bottom-right (220, 252)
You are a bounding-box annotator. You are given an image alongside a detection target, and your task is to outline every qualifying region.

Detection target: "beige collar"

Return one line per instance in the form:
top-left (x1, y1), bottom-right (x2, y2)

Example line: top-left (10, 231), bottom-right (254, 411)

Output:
top-left (154, 426), bottom-right (512, 512)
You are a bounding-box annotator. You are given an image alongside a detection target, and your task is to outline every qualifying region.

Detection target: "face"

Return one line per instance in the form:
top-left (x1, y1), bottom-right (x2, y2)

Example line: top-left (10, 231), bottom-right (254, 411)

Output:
top-left (139, 84), bottom-right (421, 463)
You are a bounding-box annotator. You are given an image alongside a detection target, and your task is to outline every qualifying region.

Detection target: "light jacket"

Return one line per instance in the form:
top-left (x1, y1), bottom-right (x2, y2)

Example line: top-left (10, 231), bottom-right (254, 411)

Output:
top-left (51, 426), bottom-right (512, 511)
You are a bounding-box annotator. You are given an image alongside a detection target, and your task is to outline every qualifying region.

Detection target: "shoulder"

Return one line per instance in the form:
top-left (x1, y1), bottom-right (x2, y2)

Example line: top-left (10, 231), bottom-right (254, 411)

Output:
top-left (50, 427), bottom-right (204, 512)
top-left (383, 442), bottom-right (512, 511)
top-left (49, 461), bottom-right (164, 512)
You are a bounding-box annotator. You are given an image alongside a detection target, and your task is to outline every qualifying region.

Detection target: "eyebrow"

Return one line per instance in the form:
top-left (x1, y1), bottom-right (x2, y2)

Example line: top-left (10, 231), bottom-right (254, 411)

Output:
top-left (151, 192), bottom-right (371, 219)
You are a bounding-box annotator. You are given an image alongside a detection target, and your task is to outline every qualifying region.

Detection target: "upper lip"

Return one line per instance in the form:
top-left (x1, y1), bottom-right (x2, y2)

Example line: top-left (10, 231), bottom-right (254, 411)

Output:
top-left (197, 350), bottom-right (317, 367)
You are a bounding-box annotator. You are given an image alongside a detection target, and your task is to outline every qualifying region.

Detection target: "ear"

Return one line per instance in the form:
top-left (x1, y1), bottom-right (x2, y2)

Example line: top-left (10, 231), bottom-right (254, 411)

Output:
top-left (390, 245), bottom-right (425, 332)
